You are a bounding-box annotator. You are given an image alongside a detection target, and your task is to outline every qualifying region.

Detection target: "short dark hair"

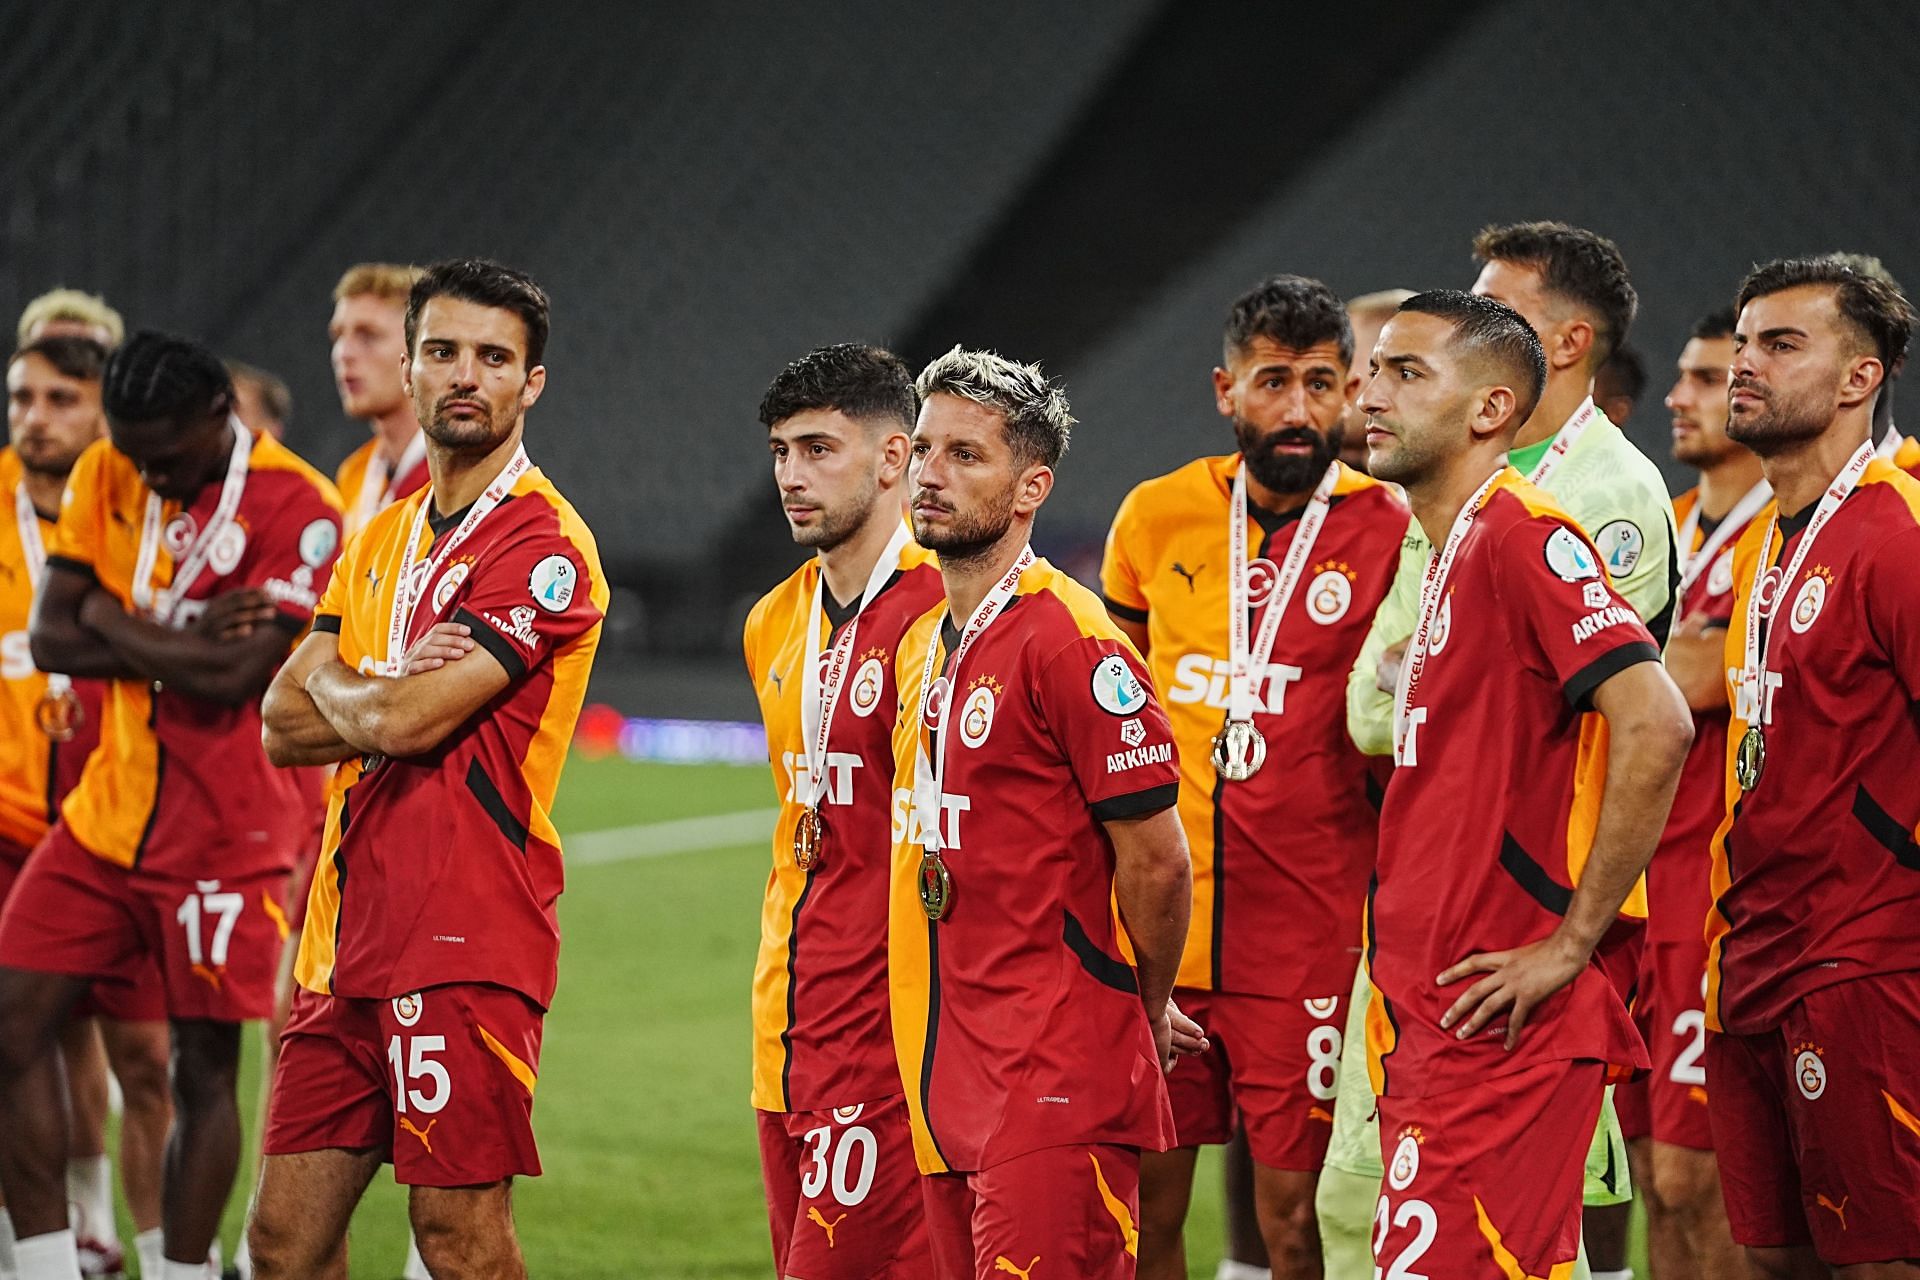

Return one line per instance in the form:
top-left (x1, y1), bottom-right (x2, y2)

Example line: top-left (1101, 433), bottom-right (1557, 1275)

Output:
top-left (1397, 289), bottom-right (1547, 425)
top-left (1223, 274), bottom-right (1354, 367)
top-left (226, 360), bottom-right (293, 426)
top-left (1734, 255), bottom-right (1915, 373)
top-left (1595, 343), bottom-right (1646, 408)
top-left (1691, 307), bottom-right (1736, 341)
top-left (758, 343), bottom-right (918, 432)
top-left (1472, 221), bottom-right (1638, 365)
top-left (102, 331), bottom-right (232, 425)
top-left (916, 347), bottom-right (1075, 468)
top-left (405, 258), bottom-right (551, 370)
top-left (10, 335), bottom-right (109, 383)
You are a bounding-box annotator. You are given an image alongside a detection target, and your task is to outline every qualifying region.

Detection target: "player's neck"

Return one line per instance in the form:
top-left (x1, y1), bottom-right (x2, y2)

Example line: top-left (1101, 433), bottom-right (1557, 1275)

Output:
top-left (427, 424), bottom-right (524, 517)
top-left (1762, 416), bottom-right (1873, 519)
top-left (818, 502), bottom-right (902, 608)
top-left (1695, 450), bottom-right (1767, 521)
top-left (940, 522), bottom-right (1031, 622)
top-left (1511, 373), bottom-right (1590, 450)
top-left (370, 407), bottom-right (422, 467)
top-left (17, 466), bottom-right (67, 517)
top-left (1406, 452), bottom-right (1504, 548)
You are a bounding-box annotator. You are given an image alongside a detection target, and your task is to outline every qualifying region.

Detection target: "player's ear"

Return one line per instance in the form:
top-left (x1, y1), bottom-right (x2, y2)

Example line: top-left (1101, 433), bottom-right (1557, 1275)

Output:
top-left (520, 365), bottom-right (547, 411)
top-left (1839, 353), bottom-right (1885, 410)
top-left (1345, 371), bottom-right (1362, 403)
top-left (1211, 366), bottom-right (1235, 418)
top-left (399, 350), bottom-right (414, 398)
top-left (1553, 317), bottom-right (1594, 373)
top-left (1473, 385), bottom-right (1519, 444)
top-left (877, 430), bottom-right (911, 488)
top-left (1014, 463), bottom-right (1053, 516)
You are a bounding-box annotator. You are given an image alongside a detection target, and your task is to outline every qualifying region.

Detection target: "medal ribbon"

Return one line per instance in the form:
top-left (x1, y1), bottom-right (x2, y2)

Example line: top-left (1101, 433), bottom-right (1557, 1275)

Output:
top-left (1393, 470), bottom-right (1503, 765)
top-left (798, 521), bottom-right (914, 812)
top-left (1225, 460), bottom-right (1338, 723)
top-left (1876, 426), bottom-right (1903, 460)
top-left (383, 444), bottom-right (529, 675)
top-left (914, 545), bottom-right (1034, 854)
top-left (14, 481), bottom-right (72, 698)
top-left (1739, 441), bottom-right (1873, 731)
top-left (132, 417), bottom-right (251, 624)
top-left (1676, 480), bottom-right (1771, 599)
top-left (1523, 397), bottom-right (1599, 486)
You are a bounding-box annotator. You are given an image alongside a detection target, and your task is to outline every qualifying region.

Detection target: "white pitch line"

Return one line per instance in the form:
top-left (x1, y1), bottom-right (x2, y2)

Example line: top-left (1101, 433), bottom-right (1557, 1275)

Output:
top-left (566, 808), bottom-right (778, 866)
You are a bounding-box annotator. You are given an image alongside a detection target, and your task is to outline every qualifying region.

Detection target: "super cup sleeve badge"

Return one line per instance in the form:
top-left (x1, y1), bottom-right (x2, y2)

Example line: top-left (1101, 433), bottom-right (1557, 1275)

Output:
top-left (528, 554), bottom-right (577, 612)
top-left (1089, 653), bottom-right (1147, 716)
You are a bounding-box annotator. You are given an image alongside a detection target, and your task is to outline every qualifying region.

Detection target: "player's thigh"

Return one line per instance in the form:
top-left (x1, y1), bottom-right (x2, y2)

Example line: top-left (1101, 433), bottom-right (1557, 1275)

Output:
top-left (1648, 1139), bottom-right (1724, 1215)
top-left (970, 1144), bottom-right (1140, 1280)
top-left (139, 869), bottom-right (289, 1022)
top-left (1217, 990), bottom-right (1345, 1172)
top-left (0, 827), bottom-right (146, 1055)
top-left (1135, 1143), bottom-right (1199, 1240)
top-left (1780, 974), bottom-right (1920, 1267)
top-left (1643, 938), bottom-right (1715, 1150)
top-left (249, 1146), bottom-right (383, 1262)
top-left (262, 987), bottom-right (391, 1164)
top-left (1373, 1061), bottom-right (1602, 1280)
top-left (768, 1094), bottom-right (932, 1279)
top-left (1705, 1028), bottom-right (1810, 1251)
top-left (381, 983), bottom-right (545, 1187)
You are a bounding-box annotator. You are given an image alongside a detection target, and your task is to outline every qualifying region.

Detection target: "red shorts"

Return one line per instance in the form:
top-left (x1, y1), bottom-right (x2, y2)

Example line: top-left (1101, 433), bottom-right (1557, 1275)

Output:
top-left (1163, 987), bottom-right (1343, 1169)
top-left (1375, 1061), bottom-right (1604, 1280)
top-left (924, 1144), bottom-right (1140, 1280)
top-left (1615, 939), bottom-right (1713, 1149)
top-left (265, 983), bottom-right (543, 1187)
top-left (0, 823), bottom-right (284, 1021)
top-left (756, 1093), bottom-right (932, 1278)
top-left (1707, 971), bottom-right (1920, 1266)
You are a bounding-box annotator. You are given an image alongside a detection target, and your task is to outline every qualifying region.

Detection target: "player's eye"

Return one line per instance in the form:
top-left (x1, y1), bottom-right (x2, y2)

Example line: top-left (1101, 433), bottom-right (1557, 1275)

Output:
top-left (809, 443), bottom-right (830, 457)
top-left (1311, 379), bottom-right (1332, 393)
top-left (911, 442), bottom-right (929, 457)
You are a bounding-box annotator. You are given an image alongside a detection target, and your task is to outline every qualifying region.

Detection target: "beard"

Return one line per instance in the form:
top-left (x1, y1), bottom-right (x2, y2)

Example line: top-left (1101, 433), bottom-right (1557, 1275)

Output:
top-left (1363, 414), bottom-right (1443, 487)
top-left (420, 387), bottom-right (515, 451)
top-left (12, 434), bottom-right (90, 478)
top-left (1671, 418), bottom-right (1737, 467)
top-left (1724, 377), bottom-right (1829, 457)
top-left (911, 486), bottom-right (1016, 565)
top-left (788, 472), bottom-right (879, 550)
top-left (1233, 415), bottom-right (1342, 494)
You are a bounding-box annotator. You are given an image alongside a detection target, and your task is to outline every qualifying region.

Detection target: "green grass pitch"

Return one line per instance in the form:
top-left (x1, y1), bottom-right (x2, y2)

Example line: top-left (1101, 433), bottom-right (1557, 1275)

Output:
top-left (112, 754), bottom-right (1641, 1277)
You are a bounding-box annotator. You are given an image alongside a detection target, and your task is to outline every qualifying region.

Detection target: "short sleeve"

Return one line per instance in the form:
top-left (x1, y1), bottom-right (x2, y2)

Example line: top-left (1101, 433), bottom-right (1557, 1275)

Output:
top-left (1566, 468), bottom-right (1680, 644)
top-left (1346, 513), bottom-right (1425, 756)
top-left (1869, 524), bottom-right (1920, 701)
top-left (1493, 515), bottom-right (1661, 710)
top-left (242, 485), bottom-right (344, 632)
top-left (452, 526), bottom-right (603, 683)
top-left (43, 443), bottom-right (108, 577)
top-left (1099, 487), bottom-right (1149, 623)
top-left (311, 524), bottom-right (368, 636)
top-left (1034, 634), bottom-right (1179, 821)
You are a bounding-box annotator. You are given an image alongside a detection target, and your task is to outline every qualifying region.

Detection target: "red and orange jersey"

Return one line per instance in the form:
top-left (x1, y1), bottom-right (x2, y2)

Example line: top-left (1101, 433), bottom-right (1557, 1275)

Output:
top-left (1891, 433), bottom-right (1920, 479)
top-left (295, 464), bottom-right (605, 1008)
top-left (44, 433), bottom-right (342, 877)
top-left (889, 559), bottom-right (1180, 1174)
top-left (742, 538), bottom-right (942, 1113)
top-left (1644, 487), bottom-right (1761, 947)
top-left (1706, 462), bottom-right (1920, 1035)
top-left (1101, 456), bottom-right (1406, 997)
top-left (335, 436), bottom-right (429, 540)
top-left (1366, 471), bottom-right (1655, 1097)
top-left (0, 448), bottom-right (103, 855)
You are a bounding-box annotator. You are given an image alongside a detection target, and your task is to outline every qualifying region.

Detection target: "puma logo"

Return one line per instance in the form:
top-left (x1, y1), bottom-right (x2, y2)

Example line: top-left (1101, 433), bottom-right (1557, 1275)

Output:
top-left (1815, 1193), bottom-right (1848, 1230)
top-left (769, 669), bottom-right (786, 696)
top-left (1309, 1105), bottom-right (1334, 1123)
top-left (398, 1116), bottom-right (438, 1154)
top-left (190, 963), bottom-right (224, 991)
top-left (993, 1256), bottom-right (1039, 1278)
top-left (1170, 562), bottom-right (1204, 592)
top-left (806, 1206), bottom-right (846, 1248)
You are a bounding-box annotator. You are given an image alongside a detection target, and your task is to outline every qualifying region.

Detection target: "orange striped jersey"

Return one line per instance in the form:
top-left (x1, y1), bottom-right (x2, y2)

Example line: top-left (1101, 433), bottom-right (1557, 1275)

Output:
top-left (1892, 433), bottom-right (1920, 478)
top-left (742, 538), bottom-right (942, 1113)
top-left (44, 432), bottom-right (342, 876)
top-left (1101, 456), bottom-right (1406, 996)
top-left (1706, 461), bottom-right (1920, 1035)
top-left (1366, 471), bottom-right (1655, 1097)
top-left (295, 462), bottom-right (605, 1007)
top-left (335, 436), bottom-right (430, 540)
top-left (0, 449), bottom-right (103, 856)
top-left (889, 558), bottom-right (1179, 1174)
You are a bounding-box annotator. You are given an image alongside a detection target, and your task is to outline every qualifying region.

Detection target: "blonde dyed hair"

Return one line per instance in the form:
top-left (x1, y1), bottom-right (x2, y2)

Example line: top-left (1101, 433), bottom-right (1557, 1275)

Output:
top-left (332, 263), bottom-right (423, 303)
top-left (17, 288), bottom-right (125, 347)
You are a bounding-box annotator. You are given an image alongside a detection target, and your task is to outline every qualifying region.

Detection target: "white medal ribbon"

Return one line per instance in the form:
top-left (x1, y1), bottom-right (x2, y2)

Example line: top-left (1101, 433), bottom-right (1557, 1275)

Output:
top-left (1876, 426), bottom-right (1904, 460)
top-left (914, 545), bottom-right (1034, 853)
top-left (1225, 459), bottom-right (1338, 723)
top-left (383, 444), bottom-right (529, 675)
top-left (1393, 470), bottom-right (1503, 765)
top-left (1739, 441), bottom-right (1874, 730)
top-left (131, 417), bottom-right (251, 625)
top-left (13, 481), bottom-right (72, 698)
top-left (1676, 480), bottom-right (1772, 599)
top-left (798, 521), bottom-right (914, 812)
top-left (350, 431), bottom-right (428, 534)
top-left (1523, 397), bottom-right (1600, 487)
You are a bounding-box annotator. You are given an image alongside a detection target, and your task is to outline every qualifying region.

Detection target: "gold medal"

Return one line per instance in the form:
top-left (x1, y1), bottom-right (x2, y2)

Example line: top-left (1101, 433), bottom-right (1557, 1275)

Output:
top-left (793, 805), bottom-right (826, 871)
top-left (34, 686), bottom-right (81, 743)
top-left (1735, 725), bottom-right (1765, 792)
top-left (1209, 717), bottom-right (1267, 781)
top-left (918, 849), bottom-right (952, 920)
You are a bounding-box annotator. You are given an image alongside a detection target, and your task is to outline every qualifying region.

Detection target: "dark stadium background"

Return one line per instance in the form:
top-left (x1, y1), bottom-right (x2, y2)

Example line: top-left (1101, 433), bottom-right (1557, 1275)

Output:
top-left (9, 0), bottom-right (1915, 723)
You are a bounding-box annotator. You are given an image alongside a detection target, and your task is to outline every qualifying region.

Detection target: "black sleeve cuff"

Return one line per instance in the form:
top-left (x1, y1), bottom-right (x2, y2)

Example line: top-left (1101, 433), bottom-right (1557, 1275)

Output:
top-left (1091, 781), bottom-right (1179, 823)
top-left (455, 607), bottom-right (529, 681)
top-left (311, 614), bottom-right (342, 634)
top-left (1563, 641), bottom-right (1661, 711)
top-left (45, 555), bottom-right (95, 584)
top-left (271, 612), bottom-right (309, 636)
top-left (1102, 596), bottom-right (1148, 624)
